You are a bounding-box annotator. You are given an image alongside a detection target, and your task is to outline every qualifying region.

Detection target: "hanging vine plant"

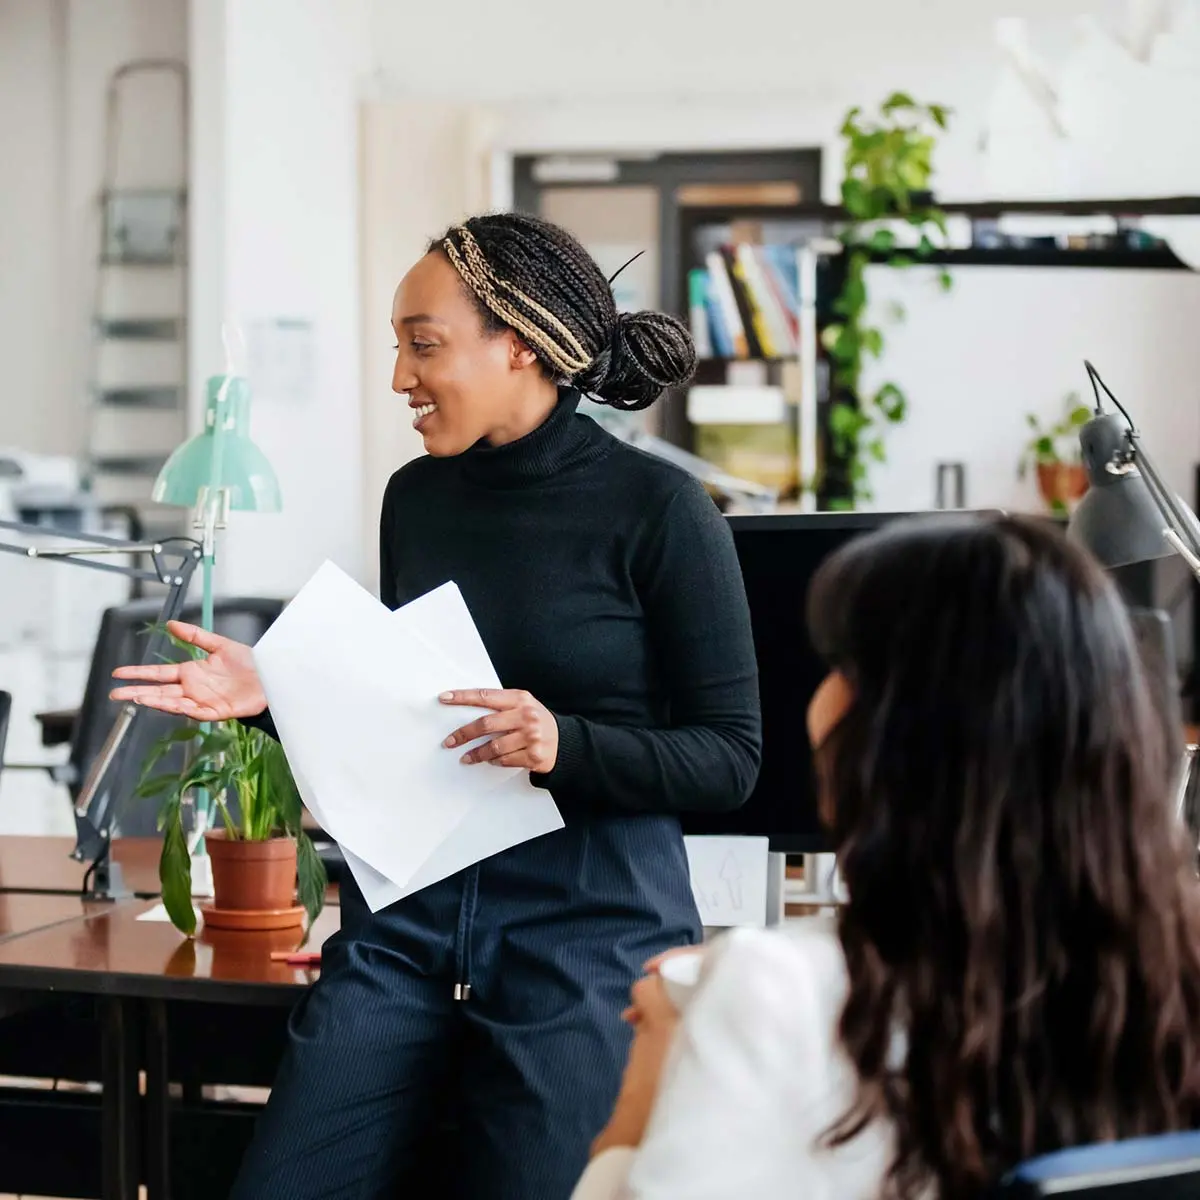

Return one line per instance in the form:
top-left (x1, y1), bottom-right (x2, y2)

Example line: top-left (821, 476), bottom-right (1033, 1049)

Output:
top-left (821, 93), bottom-right (953, 507)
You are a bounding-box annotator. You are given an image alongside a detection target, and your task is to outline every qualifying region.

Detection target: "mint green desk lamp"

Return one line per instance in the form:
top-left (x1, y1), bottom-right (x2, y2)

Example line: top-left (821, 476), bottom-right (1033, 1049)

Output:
top-left (152, 340), bottom-right (280, 893)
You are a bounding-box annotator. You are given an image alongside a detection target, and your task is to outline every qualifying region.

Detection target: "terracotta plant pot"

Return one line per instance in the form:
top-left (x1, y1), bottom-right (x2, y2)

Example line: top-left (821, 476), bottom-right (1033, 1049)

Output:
top-left (1036, 462), bottom-right (1089, 512)
top-left (203, 830), bottom-right (301, 930)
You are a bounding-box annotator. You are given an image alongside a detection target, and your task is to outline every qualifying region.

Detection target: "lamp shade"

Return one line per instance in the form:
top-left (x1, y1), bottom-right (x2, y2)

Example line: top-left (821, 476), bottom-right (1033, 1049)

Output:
top-left (153, 375), bottom-right (281, 512)
top-left (1066, 412), bottom-right (1171, 568)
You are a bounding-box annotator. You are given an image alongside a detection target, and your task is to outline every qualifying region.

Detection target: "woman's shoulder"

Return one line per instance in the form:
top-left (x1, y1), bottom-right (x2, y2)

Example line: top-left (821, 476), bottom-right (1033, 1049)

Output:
top-left (670, 922), bottom-right (852, 1090)
top-left (597, 436), bottom-right (704, 509)
top-left (701, 918), bottom-right (850, 1033)
top-left (595, 443), bottom-right (734, 556)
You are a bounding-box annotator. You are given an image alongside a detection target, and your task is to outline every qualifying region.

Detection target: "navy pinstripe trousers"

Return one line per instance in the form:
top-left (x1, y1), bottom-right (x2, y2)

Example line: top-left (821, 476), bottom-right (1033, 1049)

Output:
top-left (230, 816), bottom-right (701, 1199)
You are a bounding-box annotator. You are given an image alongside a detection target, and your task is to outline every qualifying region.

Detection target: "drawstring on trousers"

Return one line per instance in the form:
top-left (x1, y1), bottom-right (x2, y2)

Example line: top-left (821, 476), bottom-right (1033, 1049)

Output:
top-left (453, 865), bottom-right (481, 1001)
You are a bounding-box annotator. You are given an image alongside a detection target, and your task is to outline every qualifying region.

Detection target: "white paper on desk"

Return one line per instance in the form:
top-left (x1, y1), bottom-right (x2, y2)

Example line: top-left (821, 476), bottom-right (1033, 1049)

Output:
top-left (684, 835), bottom-right (769, 928)
top-left (253, 564), bottom-right (563, 910)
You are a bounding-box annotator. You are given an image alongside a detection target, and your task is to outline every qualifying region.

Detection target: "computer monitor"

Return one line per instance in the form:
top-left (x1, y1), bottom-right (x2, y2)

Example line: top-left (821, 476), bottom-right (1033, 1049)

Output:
top-left (682, 511), bottom-right (924, 853)
top-left (683, 509), bottom-right (1179, 855)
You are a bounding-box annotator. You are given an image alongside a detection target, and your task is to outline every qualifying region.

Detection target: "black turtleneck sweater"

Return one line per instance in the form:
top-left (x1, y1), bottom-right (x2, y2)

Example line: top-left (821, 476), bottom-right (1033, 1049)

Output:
top-left (378, 390), bottom-right (762, 819)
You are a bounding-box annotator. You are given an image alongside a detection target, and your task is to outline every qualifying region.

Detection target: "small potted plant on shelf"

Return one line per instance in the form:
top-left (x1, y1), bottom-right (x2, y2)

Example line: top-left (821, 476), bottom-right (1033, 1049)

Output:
top-left (138, 718), bottom-right (326, 937)
top-left (1018, 392), bottom-right (1093, 515)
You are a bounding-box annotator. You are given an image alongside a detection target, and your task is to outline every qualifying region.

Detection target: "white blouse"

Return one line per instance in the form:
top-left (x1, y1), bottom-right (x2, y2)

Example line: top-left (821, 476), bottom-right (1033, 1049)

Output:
top-left (571, 918), bottom-right (895, 1200)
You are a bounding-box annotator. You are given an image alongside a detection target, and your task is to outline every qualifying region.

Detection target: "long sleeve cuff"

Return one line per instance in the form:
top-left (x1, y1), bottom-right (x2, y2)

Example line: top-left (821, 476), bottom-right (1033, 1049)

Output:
top-left (532, 713), bottom-right (588, 791)
top-left (239, 707), bottom-right (278, 741)
top-left (569, 1147), bottom-right (636, 1200)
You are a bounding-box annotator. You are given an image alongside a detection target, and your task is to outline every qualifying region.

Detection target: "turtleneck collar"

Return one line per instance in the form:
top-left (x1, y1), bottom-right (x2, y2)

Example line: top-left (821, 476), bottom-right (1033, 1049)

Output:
top-left (460, 388), bottom-right (611, 488)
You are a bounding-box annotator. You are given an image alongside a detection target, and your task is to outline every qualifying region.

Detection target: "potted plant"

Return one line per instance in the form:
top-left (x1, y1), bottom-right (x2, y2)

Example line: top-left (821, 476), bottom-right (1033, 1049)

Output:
top-left (1018, 393), bottom-right (1092, 515)
top-left (138, 718), bottom-right (326, 937)
top-left (821, 92), bottom-right (953, 508)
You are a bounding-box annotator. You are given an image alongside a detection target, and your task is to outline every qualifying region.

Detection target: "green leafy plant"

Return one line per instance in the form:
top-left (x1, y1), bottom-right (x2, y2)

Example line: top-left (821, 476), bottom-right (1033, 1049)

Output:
top-left (1018, 392), bottom-right (1092, 514)
top-left (136, 630), bottom-right (325, 936)
top-left (821, 92), bottom-right (952, 508)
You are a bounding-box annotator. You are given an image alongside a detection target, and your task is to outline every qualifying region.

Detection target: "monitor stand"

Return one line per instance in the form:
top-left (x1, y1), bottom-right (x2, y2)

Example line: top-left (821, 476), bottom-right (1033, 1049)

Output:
top-left (766, 852), bottom-right (787, 925)
top-left (799, 852), bottom-right (840, 907)
top-left (768, 852), bottom-right (841, 924)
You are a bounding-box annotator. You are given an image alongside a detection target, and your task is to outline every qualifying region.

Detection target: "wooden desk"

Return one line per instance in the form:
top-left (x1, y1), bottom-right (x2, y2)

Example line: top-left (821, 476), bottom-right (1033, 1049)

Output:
top-left (0, 898), bottom-right (341, 1199)
top-left (0, 900), bottom-right (338, 1004)
top-left (0, 835), bottom-right (162, 897)
top-left (0, 892), bottom-right (113, 945)
top-left (0, 899), bottom-right (142, 1200)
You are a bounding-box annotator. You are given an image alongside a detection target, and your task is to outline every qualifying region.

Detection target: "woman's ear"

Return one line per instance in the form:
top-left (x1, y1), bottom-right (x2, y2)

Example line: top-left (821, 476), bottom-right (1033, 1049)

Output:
top-left (808, 671), bottom-right (855, 751)
top-left (508, 333), bottom-right (539, 371)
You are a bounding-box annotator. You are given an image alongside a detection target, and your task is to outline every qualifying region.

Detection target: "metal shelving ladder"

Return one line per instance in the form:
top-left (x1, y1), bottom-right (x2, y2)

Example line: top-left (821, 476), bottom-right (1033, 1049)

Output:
top-left (84, 59), bottom-right (189, 544)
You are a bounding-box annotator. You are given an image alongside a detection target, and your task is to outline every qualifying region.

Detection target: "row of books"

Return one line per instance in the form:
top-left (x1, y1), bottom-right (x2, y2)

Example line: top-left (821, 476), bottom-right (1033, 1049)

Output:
top-left (688, 243), bottom-right (801, 360)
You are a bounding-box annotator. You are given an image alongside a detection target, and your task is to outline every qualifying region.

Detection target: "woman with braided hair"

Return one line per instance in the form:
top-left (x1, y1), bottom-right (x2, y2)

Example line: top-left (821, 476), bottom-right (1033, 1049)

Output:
top-left (112, 212), bottom-right (762, 1198)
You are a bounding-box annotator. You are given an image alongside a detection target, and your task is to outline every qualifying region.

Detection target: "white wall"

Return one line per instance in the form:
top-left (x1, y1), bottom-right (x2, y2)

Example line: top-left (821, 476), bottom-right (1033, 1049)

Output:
top-left (359, 103), bottom-right (493, 591)
top-left (369, 0), bottom-right (1128, 202)
top-left (0, 1), bottom-right (66, 455)
top-left (863, 265), bottom-right (1200, 512)
top-left (191, 0), bottom-right (372, 598)
top-left (368, 0), bottom-right (1123, 106)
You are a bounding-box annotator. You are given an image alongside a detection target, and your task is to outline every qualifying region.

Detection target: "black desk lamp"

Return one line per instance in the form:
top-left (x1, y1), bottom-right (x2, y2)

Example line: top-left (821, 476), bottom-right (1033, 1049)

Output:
top-left (1067, 361), bottom-right (1200, 581)
top-left (1066, 363), bottom-right (1200, 860)
top-left (0, 520), bottom-right (201, 897)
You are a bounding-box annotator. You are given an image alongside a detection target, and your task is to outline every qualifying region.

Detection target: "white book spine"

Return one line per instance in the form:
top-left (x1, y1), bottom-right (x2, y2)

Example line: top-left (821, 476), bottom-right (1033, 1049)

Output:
top-left (704, 251), bottom-right (747, 359)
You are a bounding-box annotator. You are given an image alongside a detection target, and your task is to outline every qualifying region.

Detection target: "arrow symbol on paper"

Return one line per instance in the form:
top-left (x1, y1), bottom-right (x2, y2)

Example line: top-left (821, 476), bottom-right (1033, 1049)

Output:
top-left (719, 852), bottom-right (744, 910)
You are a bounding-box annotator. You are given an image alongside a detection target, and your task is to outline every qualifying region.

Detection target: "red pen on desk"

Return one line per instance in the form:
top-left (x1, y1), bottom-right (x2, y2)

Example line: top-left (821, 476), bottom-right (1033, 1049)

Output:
top-left (270, 950), bottom-right (322, 966)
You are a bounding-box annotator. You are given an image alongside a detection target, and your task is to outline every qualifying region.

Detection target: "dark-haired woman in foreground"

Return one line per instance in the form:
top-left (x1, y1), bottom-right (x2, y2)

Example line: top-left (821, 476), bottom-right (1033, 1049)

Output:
top-left (112, 214), bottom-right (761, 1198)
top-left (575, 514), bottom-right (1200, 1200)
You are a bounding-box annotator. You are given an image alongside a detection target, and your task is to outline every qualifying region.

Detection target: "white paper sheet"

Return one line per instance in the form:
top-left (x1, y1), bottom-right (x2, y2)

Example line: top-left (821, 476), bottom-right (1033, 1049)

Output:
top-left (253, 564), bottom-right (563, 910)
top-left (341, 770), bottom-right (556, 910)
top-left (683, 835), bottom-right (770, 928)
top-left (137, 901), bottom-right (203, 924)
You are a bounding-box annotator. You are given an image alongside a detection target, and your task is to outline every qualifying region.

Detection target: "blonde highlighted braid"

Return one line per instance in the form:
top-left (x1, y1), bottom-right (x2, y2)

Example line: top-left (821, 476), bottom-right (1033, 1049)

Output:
top-left (443, 227), bottom-right (592, 376)
top-left (434, 213), bottom-right (696, 412)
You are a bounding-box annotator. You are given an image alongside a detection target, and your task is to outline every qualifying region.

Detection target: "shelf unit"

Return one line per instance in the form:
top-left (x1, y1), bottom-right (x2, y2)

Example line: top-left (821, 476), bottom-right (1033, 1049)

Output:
top-left (514, 151), bottom-right (1200, 505)
top-left (676, 192), bottom-right (1200, 507)
top-left (85, 62), bottom-right (189, 549)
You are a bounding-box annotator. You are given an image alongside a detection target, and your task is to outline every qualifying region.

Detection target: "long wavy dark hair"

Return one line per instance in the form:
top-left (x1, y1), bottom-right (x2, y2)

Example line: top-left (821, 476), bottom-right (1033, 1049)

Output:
top-left (807, 514), bottom-right (1200, 1199)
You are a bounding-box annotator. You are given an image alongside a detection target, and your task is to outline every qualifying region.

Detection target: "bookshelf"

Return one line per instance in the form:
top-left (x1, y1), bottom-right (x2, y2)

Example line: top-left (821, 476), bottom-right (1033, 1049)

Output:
top-left (512, 149), bottom-right (824, 476)
top-left (678, 205), bottom-right (836, 506)
top-left (675, 193), bottom-right (1200, 507)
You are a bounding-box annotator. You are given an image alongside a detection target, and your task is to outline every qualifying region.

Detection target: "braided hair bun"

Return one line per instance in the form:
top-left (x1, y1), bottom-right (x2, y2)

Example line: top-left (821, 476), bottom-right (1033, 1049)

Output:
top-left (435, 213), bottom-right (696, 412)
top-left (576, 310), bottom-right (697, 411)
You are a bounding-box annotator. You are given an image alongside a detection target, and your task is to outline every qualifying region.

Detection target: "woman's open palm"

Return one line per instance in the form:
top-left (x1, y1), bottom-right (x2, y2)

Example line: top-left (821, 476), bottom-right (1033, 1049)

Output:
top-left (109, 621), bottom-right (266, 722)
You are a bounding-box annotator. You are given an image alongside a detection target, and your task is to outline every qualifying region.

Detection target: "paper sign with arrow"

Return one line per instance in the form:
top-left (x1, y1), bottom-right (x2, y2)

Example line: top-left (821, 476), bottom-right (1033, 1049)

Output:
top-left (684, 835), bottom-right (770, 928)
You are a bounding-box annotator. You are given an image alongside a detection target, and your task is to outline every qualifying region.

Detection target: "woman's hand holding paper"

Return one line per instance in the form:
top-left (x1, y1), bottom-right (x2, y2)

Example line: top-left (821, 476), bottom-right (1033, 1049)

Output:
top-left (440, 688), bottom-right (560, 773)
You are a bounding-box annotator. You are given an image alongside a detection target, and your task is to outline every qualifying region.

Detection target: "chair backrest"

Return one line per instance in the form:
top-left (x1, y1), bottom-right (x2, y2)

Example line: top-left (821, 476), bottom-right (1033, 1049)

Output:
top-left (1178, 747), bottom-right (1200, 868)
top-left (0, 690), bottom-right (11, 772)
top-left (996, 1130), bottom-right (1200, 1198)
top-left (70, 597), bottom-right (284, 837)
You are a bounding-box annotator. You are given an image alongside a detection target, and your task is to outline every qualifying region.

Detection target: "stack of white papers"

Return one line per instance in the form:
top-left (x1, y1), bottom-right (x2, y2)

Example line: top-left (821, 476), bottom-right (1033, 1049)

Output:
top-left (252, 562), bottom-right (564, 910)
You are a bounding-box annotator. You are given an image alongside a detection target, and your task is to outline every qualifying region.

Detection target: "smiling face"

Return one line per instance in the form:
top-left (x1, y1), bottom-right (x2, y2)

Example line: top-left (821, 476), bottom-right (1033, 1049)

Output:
top-left (390, 251), bottom-right (557, 456)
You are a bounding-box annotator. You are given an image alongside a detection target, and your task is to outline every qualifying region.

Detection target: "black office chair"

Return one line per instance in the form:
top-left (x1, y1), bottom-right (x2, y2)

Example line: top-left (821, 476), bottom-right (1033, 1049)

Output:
top-left (996, 1130), bottom-right (1200, 1197)
top-left (0, 691), bottom-right (11, 782)
top-left (69, 596), bottom-right (284, 837)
